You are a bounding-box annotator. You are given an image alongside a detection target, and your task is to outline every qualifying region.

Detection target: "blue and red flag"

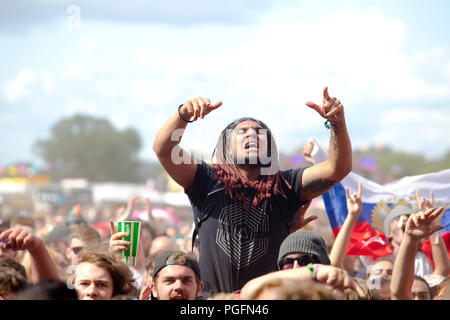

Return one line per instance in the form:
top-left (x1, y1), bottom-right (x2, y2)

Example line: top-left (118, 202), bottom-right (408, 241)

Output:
top-left (311, 140), bottom-right (450, 262)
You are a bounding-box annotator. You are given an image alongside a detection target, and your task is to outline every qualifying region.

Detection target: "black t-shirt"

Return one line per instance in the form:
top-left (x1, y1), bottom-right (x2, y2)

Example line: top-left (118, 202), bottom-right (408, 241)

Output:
top-left (185, 161), bottom-right (306, 296)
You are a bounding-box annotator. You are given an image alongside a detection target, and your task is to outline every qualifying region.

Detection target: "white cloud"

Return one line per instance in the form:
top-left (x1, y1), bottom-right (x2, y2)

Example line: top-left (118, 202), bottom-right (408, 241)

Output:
top-left (94, 84), bottom-right (117, 100)
top-left (2, 69), bottom-right (56, 103)
top-left (61, 63), bottom-right (89, 80)
top-left (2, 5), bottom-right (450, 166)
top-left (63, 98), bottom-right (98, 116)
top-left (444, 59), bottom-right (450, 81)
top-left (110, 116), bottom-right (130, 130)
top-left (0, 114), bottom-right (17, 124)
top-left (80, 37), bottom-right (99, 56)
top-left (2, 69), bottom-right (36, 103)
top-left (41, 72), bottom-right (55, 93)
top-left (376, 108), bottom-right (450, 158)
top-left (123, 8), bottom-right (450, 160)
top-left (129, 77), bottom-right (182, 106)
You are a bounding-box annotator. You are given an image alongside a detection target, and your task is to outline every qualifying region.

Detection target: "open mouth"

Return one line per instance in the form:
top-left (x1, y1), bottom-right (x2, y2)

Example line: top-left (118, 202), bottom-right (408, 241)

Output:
top-left (245, 140), bottom-right (258, 150)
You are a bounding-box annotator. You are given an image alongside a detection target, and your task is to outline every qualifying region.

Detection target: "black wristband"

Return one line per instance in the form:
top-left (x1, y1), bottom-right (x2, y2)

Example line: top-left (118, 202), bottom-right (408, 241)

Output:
top-left (178, 104), bottom-right (194, 123)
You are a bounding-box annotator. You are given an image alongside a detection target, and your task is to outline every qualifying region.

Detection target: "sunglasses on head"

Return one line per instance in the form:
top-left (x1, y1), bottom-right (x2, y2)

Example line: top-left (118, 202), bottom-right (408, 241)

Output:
top-left (71, 246), bottom-right (84, 254)
top-left (277, 254), bottom-right (318, 270)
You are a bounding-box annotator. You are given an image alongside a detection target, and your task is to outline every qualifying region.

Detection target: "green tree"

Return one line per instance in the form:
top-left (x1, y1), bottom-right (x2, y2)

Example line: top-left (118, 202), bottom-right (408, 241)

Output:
top-left (34, 114), bottom-right (142, 182)
top-left (281, 142), bottom-right (450, 184)
top-left (354, 146), bottom-right (450, 182)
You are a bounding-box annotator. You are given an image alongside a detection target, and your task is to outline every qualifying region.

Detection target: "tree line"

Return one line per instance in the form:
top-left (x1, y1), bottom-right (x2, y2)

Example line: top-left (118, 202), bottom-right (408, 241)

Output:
top-left (33, 114), bottom-right (450, 186)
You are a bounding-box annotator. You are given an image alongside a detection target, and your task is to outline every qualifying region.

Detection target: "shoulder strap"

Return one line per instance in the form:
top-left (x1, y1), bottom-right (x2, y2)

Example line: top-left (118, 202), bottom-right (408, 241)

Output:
top-left (191, 214), bottom-right (208, 252)
top-left (191, 184), bottom-right (224, 252)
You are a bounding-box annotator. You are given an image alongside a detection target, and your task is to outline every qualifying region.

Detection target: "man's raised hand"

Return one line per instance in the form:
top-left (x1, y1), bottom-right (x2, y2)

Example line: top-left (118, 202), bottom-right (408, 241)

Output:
top-left (345, 182), bottom-right (363, 218)
top-left (415, 189), bottom-right (434, 211)
top-left (305, 87), bottom-right (345, 123)
top-left (405, 207), bottom-right (445, 241)
top-left (180, 97), bottom-right (223, 122)
top-left (109, 220), bottom-right (131, 254)
top-left (0, 227), bottom-right (41, 252)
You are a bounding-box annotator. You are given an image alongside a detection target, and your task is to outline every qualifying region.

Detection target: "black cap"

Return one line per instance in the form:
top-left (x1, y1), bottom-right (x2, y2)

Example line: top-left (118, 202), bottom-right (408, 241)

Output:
top-left (152, 250), bottom-right (201, 280)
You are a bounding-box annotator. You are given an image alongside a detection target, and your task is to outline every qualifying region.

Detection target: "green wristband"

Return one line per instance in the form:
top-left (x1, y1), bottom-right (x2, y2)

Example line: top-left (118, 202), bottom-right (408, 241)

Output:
top-left (307, 263), bottom-right (315, 280)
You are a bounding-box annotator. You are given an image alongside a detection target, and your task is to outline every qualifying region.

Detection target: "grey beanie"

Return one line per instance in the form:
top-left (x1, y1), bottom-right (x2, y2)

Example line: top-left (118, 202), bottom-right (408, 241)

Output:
top-left (278, 230), bottom-right (330, 265)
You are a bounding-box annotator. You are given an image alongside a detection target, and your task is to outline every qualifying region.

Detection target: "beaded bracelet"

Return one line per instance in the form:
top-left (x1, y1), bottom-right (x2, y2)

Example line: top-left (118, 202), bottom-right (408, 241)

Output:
top-left (178, 104), bottom-right (194, 123)
top-left (313, 263), bottom-right (321, 279)
top-left (324, 118), bottom-right (344, 129)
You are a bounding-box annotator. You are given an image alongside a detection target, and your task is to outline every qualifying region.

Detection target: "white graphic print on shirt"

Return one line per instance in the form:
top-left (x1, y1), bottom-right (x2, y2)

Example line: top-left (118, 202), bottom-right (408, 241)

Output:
top-left (216, 198), bottom-right (269, 270)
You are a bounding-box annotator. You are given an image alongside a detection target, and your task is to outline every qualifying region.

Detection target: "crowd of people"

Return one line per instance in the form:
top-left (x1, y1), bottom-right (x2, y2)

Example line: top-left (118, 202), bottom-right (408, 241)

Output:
top-left (1, 87), bottom-right (449, 301)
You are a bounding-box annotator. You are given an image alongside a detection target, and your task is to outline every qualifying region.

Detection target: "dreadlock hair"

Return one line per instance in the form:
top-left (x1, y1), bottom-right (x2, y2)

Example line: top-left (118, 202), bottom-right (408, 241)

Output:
top-left (211, 117), bottom-right (292, 210)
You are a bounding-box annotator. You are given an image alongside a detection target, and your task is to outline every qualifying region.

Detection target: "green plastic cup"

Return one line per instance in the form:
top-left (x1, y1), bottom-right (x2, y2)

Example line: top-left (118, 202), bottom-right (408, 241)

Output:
top-left (117, 221), bottom-right (141, 267)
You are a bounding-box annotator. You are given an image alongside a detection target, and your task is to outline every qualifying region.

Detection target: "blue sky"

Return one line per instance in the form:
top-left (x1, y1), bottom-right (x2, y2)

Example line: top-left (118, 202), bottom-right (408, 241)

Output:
top-left (1, 0), bottom-right (449, 168)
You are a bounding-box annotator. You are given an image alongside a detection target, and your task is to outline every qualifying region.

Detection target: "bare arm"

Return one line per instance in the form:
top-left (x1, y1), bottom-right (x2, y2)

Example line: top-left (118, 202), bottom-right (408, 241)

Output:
top-left (303, 139), bottom-right (315, 165)
top-left (300, 87), bottom-right (352, 201)
top-left (415, 190), bottom-right (450, 276)
top-left (116, 195), bottom-right (139, 222)
top-left (431, 232), bottom-right (450, 276)
top-left (240, 264), bottom-right (364, 299)
top-left (329, 182), bottom-right (362, 268)
top-left (391, 207), bottom-right (444, 300)
top-left (143, 197), bottom-right (156, 225)
top-left (153, 98), bottom-right (222, 190)
top-left (390, 233), bottom-right (419, 300)
top-left (0, 227), bottom-right (60, 281)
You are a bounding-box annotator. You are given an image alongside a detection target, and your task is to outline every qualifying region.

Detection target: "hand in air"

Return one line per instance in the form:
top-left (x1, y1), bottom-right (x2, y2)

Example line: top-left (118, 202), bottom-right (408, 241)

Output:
top-left (305, 87), bottom-right (344, 123)
top-left (179, 97), bottom-right (223, 122)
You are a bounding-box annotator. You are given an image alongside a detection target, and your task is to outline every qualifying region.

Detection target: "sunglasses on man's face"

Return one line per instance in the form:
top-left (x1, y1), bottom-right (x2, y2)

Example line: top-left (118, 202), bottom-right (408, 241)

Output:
top-left (371, 268), bottom-right (393, 276)
top-left (277, 254), bottom-right (317, 270)
top-left (71, 246), bottom-right (84, 255)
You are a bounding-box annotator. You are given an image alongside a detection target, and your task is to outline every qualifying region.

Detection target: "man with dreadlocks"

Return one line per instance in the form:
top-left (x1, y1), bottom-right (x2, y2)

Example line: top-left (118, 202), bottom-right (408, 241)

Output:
top-left (153, 87), bottom-right (352, 296)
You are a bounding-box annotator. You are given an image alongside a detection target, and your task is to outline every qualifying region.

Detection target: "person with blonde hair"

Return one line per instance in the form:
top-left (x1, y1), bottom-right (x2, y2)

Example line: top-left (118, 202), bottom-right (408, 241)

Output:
top-left (66, 225), bottom-right (101, 265)
top-left (68, 250), bottom-right (138, 300)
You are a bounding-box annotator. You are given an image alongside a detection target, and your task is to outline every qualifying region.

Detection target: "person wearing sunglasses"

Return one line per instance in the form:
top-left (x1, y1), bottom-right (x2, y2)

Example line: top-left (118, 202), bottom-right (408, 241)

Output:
top-left (277, 230), bottom-right (331, 271)
top-left (153, 87), bottom-right (353, 296)
top-left (66, 225), bottom-right (101, 265)
top-left (240, 230), bottom-right (365, 299)
top-left (366, 257), bottom-right (394, 279)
